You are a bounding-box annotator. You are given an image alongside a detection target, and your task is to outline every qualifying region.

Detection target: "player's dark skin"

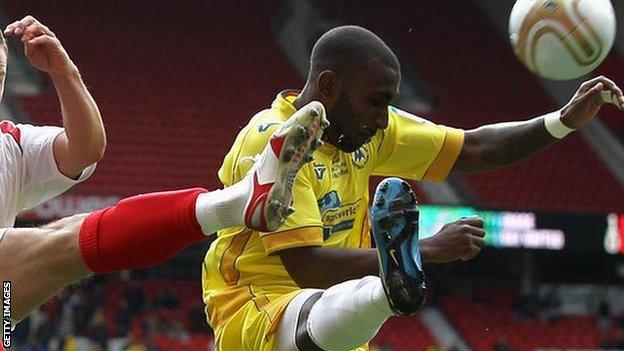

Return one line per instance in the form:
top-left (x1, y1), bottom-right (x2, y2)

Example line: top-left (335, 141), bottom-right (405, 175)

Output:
top-left (285, 43), bottom-right (623, 289)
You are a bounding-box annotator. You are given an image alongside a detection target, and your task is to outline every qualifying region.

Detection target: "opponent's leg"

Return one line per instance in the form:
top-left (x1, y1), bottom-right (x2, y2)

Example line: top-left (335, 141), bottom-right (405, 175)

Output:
top-left (0, 188), bottom-right (218, 321)
top-left (0, 187), bottom-right (210, 321)
top-left (1, 186), bottom-right (238, 321)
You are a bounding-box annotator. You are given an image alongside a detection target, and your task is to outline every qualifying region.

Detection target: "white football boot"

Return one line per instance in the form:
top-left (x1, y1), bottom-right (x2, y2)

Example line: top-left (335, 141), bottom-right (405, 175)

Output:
top-left (243, 101), bottom-right (328, 232)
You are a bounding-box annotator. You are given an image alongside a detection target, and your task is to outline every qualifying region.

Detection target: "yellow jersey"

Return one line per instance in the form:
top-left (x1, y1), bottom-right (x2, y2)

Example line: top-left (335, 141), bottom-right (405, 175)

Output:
top-left (202, 90), bottom-right (464, 350)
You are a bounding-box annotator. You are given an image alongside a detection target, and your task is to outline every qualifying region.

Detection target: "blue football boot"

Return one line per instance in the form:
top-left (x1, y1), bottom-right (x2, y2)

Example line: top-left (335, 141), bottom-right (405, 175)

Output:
top-left (371, 177), bottom-right (426, 316)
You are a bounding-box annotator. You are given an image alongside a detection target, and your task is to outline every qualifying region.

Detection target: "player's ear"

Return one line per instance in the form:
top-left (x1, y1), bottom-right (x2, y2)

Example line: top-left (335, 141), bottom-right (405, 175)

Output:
top-left (317, 70), bottom-right (341, 104)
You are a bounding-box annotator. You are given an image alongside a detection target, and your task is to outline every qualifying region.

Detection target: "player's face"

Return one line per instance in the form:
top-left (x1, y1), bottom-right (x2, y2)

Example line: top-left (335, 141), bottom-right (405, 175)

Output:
top-left (329, 59), bottom-right (400, 153)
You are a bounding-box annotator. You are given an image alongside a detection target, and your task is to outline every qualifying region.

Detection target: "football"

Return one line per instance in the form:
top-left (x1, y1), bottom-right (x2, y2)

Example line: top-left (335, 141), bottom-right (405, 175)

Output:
top-left (509, 0), bottom-right (616, 80)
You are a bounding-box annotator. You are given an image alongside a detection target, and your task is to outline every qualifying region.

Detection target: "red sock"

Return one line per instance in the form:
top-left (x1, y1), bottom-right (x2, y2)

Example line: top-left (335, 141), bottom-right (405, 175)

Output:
top-left (79, 188), bottom-right (208, 273)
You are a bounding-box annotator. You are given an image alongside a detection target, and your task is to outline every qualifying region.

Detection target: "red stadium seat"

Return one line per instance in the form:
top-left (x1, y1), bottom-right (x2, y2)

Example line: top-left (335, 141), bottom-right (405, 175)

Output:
top-left (441, 292), bottom-right (599, 350)
top-left (371, 316), bottom-right (438, 351)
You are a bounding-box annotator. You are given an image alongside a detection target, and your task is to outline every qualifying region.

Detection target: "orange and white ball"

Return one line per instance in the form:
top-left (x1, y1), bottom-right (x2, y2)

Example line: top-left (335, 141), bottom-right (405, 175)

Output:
top-left (509, 0), bottom-right (616, 80)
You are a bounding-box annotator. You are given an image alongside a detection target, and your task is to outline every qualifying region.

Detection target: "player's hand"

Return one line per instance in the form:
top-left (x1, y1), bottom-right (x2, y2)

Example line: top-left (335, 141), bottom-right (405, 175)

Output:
top-left (4, 16), bottom-right (77, 77)
top-left (559, 76), bottom-right (624, 130)
top-left (418, 216), bottom-right (486, 263)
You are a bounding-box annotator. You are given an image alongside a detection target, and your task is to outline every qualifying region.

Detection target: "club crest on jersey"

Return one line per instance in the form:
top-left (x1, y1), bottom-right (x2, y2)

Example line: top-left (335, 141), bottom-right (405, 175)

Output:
top-left (351, 145), bottom-right (370, 169)
top-left (317, 191), bottom-right (361, 240)
top-left (258, 122), bottom-right (279, 132)
top-left (313, 163), bottom-right (326, 180)
top-left (332, 155), bottom-right (348, 178)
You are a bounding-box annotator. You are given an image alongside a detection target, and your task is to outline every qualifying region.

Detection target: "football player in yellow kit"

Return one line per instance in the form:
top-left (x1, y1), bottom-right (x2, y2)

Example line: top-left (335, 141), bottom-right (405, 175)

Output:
top-left (202, 25), bottom-right (623, 351)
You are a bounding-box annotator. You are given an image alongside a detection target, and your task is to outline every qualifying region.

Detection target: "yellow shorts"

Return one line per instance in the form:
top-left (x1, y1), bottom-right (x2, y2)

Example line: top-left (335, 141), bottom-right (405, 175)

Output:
top-left (213, 290), bottom-right (299, 351)
top-left (212, 288), bottom-right (370, 351)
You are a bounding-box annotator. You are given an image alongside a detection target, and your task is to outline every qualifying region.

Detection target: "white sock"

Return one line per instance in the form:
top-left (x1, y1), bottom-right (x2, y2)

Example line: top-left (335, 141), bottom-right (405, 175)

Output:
top-left (307, 276), bottom-right (393, 351)
top-left (194, 178), bottom-right (249, 235)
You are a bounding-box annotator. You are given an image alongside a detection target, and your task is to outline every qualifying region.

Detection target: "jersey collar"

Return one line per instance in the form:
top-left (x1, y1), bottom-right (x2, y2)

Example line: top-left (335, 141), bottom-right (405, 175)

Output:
top-left (271, 90), bottom-right (300, 117)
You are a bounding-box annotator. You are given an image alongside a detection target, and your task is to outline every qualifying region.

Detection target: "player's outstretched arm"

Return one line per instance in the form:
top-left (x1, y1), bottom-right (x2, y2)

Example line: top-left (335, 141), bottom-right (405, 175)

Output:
top-left (4, 16), bottom-right (106, 178)
top-left (452, 76), bottom-right (624, 173)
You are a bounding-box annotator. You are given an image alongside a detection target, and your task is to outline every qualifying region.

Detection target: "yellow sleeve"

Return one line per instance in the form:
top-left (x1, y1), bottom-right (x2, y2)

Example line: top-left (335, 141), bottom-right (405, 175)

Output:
top-left (372, 106), bottom-right (464, 181)
top-left (260, 168), bottom-right (323, 254)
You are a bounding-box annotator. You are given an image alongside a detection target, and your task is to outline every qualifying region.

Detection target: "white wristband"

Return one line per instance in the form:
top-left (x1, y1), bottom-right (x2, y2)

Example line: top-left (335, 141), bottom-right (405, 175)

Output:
top-left (544, 111), bottom-right (575, 139)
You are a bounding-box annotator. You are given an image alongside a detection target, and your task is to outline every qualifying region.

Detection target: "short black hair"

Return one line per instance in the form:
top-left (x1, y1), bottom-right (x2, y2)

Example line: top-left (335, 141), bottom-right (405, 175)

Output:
top-left (309, 25), bottom-right (400, 76)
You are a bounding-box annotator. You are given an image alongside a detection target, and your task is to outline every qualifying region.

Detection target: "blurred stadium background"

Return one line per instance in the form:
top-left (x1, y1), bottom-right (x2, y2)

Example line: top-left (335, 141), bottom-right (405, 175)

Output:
top-left (3, 0), bottom-right (624, 350)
